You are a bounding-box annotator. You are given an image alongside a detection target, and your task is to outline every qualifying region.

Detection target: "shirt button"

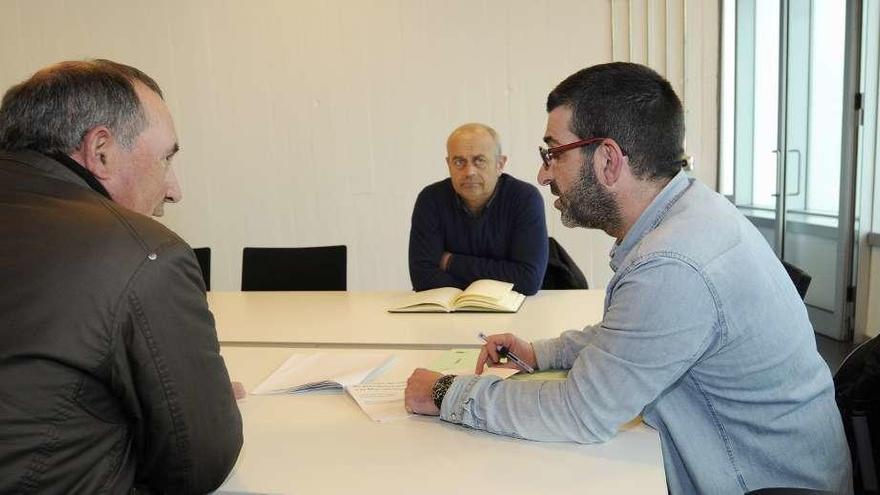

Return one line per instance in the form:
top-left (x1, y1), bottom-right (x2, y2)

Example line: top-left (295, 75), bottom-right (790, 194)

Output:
top-left (147, 253), bottom-right (158, 261)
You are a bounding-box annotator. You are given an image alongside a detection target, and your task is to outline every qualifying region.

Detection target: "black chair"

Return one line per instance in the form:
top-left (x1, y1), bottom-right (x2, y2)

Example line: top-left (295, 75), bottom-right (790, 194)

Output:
top-left (835, 335), bottom-right (880, 494)
top-left (192, 247), bottom-right (211, 291)
top-left (241, 245), bottom-right (347, 291)
top-left (781, 260), bottom-right (812, 300)
top-left (541, 237), bottom-right (588, 290)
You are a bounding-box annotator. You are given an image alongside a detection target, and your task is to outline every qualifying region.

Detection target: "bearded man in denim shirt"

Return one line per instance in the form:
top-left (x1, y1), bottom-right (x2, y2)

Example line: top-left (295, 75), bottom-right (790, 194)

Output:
top-left (405, 63), bottom-right (851, 494)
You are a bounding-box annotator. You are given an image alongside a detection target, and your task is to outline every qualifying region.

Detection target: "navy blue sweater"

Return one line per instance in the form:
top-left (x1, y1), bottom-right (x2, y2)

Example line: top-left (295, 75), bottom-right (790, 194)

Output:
top-left (408, 174), bottom-right (548, 295)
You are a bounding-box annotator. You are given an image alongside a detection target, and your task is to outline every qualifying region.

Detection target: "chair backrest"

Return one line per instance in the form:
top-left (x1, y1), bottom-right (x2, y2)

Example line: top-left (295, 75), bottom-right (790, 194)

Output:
top-left (781, 260), bottom-right (812, 300)
top-left (241, 245), bottom-right (347, 291)
top-left (835, 335), bottom-right (880, 494)
top-left (192, 247), bottom-right (211, 291)
top-left (541, 237), bottom-right (589, 290)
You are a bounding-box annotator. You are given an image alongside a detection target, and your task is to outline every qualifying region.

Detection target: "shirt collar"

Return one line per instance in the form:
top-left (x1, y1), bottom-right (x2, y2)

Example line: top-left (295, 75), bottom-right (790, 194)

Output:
top-left (609, 169), bottom-right (691, 271)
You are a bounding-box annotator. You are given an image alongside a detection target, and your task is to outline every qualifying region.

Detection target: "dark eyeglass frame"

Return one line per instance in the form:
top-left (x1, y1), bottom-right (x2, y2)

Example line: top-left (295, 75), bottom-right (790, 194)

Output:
top-left (539, 137), bottom-right (607, 170)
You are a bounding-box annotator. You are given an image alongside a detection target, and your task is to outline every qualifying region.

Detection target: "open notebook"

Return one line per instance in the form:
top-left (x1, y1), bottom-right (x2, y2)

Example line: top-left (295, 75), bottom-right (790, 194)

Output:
top-left (389, 279), bottom-right (525, 313)
top-left (252, 352), bottom-right (395, 395)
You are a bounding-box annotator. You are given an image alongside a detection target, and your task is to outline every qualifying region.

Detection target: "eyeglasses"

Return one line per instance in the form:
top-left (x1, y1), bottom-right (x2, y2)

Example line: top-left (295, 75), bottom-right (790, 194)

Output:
top-left (539, 137), bottom-right (607, 170)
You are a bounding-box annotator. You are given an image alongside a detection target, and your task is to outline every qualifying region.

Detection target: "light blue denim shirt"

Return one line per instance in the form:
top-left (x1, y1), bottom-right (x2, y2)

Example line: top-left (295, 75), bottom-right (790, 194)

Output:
top-left (440, 171), bottom-right (852, 494)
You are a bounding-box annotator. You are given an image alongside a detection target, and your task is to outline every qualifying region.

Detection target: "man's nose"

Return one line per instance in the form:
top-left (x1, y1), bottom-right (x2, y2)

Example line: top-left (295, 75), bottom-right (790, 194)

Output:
top-left (165, 166), bottom-right (182, 204)
top-left (537, 163), bottom-right (552, 186)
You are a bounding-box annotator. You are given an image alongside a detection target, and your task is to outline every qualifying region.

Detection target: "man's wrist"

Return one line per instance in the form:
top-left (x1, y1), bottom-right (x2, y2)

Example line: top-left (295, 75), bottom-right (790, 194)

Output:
top-left (431, 374), bottom-right (456, 410)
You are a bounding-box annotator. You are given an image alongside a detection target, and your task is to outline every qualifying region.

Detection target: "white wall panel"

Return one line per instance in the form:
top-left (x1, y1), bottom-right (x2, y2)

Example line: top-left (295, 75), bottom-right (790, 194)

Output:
top-left (684, 0), bottom-right (720, 189)
top-left (666, 0), bottom-right (686, 97)
top-left (630, 0), bottom-right (650, 64)
top-left (647, 0), bottom-right (668, 73)
top-left (612, 0), bottom-right (632, 61)
top-left (0, 0), bottom-right (719, 292)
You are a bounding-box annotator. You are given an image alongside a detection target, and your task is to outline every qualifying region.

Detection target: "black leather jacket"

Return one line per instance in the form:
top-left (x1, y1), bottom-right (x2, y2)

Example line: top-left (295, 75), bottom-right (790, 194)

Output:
top-left (0, 150), bottom-right (242, 494)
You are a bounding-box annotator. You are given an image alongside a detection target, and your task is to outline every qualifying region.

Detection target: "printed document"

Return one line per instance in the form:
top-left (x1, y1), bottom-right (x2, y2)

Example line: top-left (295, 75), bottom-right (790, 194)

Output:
top-left (252, 352), bottom-right (395, 395)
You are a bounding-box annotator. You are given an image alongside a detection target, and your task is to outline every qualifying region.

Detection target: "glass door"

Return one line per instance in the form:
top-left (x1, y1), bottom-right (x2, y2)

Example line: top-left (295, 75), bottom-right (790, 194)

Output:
top-left (723, 0), bottom-right (862, 340)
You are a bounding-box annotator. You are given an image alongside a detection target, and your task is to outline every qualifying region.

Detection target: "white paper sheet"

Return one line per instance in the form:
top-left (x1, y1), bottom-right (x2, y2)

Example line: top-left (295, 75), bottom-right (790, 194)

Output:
top-left (252, 352), bottom-right (395, 395)
top-left (346, 367), bottom-right (518, 423)
top-left (347, 381), bottom-right (409, 422)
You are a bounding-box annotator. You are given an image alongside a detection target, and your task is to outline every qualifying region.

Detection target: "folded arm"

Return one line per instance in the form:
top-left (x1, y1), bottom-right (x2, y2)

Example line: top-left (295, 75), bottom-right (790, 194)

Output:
top-left (446, 187), bottom-right (548, 295)
top-left (408, 190), bottom-right (468, 290)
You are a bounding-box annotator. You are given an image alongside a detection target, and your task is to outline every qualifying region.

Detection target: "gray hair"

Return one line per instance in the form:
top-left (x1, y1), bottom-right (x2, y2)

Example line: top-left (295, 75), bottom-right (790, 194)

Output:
top-left (0, 59), bottom-right (164, 154)
top-left (447, 123), bottom-right (503, 156)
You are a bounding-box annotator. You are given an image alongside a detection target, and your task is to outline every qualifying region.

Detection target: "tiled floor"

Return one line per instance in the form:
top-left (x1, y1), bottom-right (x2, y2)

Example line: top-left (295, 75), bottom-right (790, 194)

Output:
top-left (816, 333), bottom-right (860, 373)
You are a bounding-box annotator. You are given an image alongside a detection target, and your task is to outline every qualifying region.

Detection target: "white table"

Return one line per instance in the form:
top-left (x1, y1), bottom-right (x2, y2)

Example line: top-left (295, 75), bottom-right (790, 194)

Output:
top-left (208, 289), bottom-right (605, 348)
top-left (217, 346), bottom-right (666, 495)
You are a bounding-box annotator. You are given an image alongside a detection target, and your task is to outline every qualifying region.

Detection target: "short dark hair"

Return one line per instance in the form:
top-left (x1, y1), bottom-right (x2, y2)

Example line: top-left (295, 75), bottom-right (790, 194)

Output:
top-left (0, 59), bottom-right (163, 154)
top-left (546, 62), bottom-right (684, 181)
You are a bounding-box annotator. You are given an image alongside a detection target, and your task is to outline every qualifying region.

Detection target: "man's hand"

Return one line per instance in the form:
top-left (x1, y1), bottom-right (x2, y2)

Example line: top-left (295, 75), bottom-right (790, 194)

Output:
top-left (439, 252), bottom-right (452, 271)
top-left (476, 333), bottom-right (537, 374)
top-left (405, 368), bottom-right (443, 416)
top-left (231, 381), bottom-right (246, 400)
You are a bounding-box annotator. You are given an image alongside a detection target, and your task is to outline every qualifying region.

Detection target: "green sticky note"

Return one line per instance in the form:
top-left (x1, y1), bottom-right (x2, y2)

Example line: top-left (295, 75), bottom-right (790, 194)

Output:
top-left (429, 349), bottom-right (569, 381)
top-left (509, 370), bottom-right (568, 381)
top-left (428, 349), bottom-right (481, 373)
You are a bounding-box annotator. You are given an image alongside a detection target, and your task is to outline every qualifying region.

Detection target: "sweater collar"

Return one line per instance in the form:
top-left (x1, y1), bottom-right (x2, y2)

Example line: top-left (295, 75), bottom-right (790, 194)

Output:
top-left (454, 173), bottom-right (505, 219)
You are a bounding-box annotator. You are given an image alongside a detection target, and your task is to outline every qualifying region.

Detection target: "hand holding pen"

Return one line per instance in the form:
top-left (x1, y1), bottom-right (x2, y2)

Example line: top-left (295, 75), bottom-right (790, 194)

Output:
top-left (476, 332), bottom-right (536, 374)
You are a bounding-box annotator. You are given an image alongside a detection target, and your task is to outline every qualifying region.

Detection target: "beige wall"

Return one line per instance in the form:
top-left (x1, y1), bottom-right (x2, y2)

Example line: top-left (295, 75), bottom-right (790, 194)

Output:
top-left (867, 248), bottom-right (880, 338)
top-left (0, 0), bottom-right (718, 291)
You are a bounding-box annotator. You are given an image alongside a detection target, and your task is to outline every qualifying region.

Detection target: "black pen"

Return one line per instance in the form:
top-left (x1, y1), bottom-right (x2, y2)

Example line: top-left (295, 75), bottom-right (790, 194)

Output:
top-left (478, 332), bottom-right (534, 374)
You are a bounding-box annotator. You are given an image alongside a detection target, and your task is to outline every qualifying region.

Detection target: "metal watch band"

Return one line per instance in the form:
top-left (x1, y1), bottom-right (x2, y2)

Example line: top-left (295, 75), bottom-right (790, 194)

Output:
top-left (432, 374), bottom-right (456, 410)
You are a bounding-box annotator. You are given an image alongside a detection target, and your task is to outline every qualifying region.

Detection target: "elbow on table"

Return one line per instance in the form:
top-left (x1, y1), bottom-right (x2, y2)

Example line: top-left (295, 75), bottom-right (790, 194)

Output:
top-left (519, 282), bottom-right (540, 296)
top-left (410, 273), bottom-right (437, 292)
top-left (408, 264), bottom-right (434, 291)
top-left (514, 269), bottom-right (544, 296)
top-left (190, 423), bottom-right (244, 492)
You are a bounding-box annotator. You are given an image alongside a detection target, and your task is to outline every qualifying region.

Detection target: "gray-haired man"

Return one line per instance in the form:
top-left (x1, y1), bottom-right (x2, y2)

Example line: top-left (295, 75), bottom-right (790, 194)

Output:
top-left (0, 60), bottom-right (242, 493)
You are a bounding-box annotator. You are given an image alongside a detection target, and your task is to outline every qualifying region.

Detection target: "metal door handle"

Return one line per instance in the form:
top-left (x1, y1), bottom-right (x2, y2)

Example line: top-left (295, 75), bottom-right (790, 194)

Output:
top-left (770, 149), bottom-right (802, 197)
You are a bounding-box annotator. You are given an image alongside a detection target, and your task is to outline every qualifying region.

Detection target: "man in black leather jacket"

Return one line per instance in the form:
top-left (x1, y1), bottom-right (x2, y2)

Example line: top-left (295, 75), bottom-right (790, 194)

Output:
top-left (0, 60), bottom-right (242, 493)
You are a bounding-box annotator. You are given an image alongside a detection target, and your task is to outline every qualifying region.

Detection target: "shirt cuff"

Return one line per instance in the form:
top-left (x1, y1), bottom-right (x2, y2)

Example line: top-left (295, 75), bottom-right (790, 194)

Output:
top-left (532, 337), bottom-right (562, 371)
top-left (439, 374), bottom-right (500, 428)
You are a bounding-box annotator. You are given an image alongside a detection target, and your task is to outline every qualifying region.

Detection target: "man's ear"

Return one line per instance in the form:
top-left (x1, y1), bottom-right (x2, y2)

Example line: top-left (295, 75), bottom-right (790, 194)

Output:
top-left (496, 155), bottom-right (508, 173)
top-left (76, 126), bottom-right (114, 180)
top-left (594, 139), bottom-right (626, 187)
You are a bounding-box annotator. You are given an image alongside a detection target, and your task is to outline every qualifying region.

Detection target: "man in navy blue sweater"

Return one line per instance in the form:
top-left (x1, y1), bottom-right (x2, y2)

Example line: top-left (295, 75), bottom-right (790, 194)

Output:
top-left (408, 123), bottom-right (548, 295)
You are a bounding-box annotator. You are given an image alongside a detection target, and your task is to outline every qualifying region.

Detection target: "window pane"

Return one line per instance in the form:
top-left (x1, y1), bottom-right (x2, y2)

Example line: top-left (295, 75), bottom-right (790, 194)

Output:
top-left (751, 0), bottom-right (779, 209)
top-left (720, 0), bottom-right (736, 197)
top-left (806, 0), bottom-right (846, 214)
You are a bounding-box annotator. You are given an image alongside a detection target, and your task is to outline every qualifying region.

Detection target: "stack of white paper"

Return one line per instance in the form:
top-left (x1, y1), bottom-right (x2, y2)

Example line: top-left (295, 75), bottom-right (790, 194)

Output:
top-left (252, 352), bottom-right (395, 395)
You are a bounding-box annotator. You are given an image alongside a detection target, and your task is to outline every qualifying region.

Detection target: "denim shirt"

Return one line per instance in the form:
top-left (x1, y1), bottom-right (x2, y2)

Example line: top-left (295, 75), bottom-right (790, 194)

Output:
top-left (440, 171), bottom-right (852, 494)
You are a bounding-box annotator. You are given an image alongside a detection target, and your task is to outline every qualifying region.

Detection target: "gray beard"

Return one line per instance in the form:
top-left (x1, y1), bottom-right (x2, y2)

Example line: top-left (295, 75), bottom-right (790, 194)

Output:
top-left (559, 160), bottom-right (622, 234)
